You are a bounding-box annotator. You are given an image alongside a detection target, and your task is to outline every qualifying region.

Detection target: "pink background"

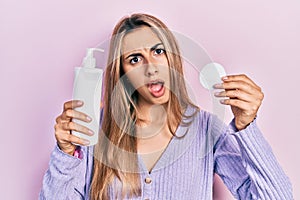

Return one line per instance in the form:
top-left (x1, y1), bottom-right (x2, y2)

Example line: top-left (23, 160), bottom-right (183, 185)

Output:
top-left (1, 0), bottom-right (299, 199)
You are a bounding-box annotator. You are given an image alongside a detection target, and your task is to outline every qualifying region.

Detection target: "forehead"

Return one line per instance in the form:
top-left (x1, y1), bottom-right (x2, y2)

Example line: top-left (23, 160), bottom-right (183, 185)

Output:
top-left (121, 26), bottom-right (162, 54)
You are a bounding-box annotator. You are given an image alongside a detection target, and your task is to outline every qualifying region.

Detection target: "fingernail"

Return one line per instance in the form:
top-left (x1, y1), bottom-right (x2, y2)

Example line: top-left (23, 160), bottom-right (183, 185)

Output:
top-left (77, 101), bottom-right (83, 105)
top-left (214, 92), bottom-right (221, 96)
top-left (88, 130), bottom-right (94, 135)
top-left (86, 116), bottom-right (92, 121)
top-left (222, 76), bottom-right (228, 80)
top-left (220, 99), bottom-right (226, 104)
top-left (214, 83), bottom-right (223, 88)
top-left (83, 139), bottom-right (90, 145)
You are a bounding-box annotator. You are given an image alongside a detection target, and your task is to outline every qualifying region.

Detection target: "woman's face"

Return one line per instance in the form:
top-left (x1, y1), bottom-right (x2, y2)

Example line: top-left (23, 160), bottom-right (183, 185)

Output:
top-left (121, 26), bottom-right (170, 106)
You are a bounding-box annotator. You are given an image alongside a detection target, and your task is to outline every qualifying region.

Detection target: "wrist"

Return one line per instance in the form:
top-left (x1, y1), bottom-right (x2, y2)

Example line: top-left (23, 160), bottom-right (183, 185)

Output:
top-left (235, 121), bottom-right (248, 131)
top-left (57, 143), bottom-right (76, 156)
top-left (234, 116), bottom-right (257, 131)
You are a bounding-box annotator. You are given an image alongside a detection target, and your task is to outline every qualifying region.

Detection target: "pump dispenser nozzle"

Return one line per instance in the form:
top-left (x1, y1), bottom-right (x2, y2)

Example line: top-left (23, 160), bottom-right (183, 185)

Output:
top-left (82, 48), bottom-right (105, 68)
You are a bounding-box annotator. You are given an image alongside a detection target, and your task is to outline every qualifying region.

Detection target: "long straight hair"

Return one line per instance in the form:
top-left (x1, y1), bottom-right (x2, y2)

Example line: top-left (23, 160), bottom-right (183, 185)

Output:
top-left (90, 13), bottom-right (199, 199)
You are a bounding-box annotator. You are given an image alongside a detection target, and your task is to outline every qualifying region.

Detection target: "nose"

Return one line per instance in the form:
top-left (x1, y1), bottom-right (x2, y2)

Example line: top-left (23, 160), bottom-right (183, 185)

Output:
top-left (144, 54), bottom-right (159, 77)
top-left (145, 63), bottom-right (158, 77)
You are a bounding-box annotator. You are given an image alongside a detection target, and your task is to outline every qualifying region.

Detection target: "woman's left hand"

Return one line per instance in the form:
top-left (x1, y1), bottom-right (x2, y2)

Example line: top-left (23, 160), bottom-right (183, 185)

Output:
top-left (214, 74), bottom-right (264, 130)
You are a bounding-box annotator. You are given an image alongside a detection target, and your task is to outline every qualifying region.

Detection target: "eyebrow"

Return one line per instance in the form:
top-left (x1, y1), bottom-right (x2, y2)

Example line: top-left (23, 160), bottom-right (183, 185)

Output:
top-left (150, 43), bottom-right (164, 51)
top-left (125, 43), bottom-right (164, 60)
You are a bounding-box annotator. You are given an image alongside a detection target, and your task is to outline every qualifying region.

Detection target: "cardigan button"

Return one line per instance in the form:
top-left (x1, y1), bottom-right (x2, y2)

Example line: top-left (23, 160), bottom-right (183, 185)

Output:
top-left (144, 177), bottom-right (152, 184)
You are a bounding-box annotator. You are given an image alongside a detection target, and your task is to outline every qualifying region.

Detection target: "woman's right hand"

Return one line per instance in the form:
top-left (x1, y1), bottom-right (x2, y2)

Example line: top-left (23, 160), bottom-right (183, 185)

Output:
top-left (54, 100), bottom-right (94, 155)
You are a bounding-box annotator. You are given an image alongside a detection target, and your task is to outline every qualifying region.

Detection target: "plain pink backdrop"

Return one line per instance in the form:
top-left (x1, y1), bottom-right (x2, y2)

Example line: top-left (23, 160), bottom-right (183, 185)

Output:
top-left (1, 0), bottom-right (299, 199)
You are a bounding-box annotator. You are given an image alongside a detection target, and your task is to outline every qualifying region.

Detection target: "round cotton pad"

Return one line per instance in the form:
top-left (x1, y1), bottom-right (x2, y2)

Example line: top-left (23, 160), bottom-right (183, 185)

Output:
top-left (199, 62), bottom-right (226, 90)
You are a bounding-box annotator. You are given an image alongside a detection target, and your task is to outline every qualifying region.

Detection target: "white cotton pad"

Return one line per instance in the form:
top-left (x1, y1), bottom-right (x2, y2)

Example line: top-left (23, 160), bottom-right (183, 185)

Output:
top-left (199, 62), bottom-right (226, 90)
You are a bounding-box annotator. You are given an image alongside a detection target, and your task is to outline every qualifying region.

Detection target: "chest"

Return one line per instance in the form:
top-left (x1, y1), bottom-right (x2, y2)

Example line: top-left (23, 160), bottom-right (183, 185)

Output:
top-left (137, 127), bottom-right (174, 172)
top-left (109, 142), bottom-right (215, 200)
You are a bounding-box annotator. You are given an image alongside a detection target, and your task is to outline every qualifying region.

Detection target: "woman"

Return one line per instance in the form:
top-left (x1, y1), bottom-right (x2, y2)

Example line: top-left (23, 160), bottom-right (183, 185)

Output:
top-left (40, 13), bottom-right (293, 199)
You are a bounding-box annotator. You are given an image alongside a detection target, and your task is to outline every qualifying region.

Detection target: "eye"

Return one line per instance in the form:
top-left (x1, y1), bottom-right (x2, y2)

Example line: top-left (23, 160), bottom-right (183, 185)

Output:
top-left (130, 56), bottom-right (141, 64)
top-left (154, 48), bottom-right (165, 55)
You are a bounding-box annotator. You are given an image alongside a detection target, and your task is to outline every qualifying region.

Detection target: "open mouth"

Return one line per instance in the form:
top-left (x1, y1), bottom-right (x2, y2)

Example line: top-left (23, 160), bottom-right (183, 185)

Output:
top-left (147, 80), bottom-right (165, 98)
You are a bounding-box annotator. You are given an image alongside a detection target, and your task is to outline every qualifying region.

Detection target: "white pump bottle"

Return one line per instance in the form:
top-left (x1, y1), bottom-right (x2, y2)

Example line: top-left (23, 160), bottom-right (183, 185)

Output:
top-left (72, 48), bottom-right (104, 146)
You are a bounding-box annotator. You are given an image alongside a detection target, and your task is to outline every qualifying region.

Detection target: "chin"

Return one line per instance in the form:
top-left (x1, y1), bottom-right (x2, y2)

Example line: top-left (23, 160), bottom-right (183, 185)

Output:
top-left (150, 91), bottom-right (170, 105)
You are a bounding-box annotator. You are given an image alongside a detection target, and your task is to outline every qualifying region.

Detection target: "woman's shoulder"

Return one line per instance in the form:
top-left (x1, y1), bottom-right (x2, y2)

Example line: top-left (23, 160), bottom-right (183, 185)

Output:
top-left (183, 105), bottom-right (217, 124)
top-left (179, 106), bottom-right (227, 157)
top-left (184, 105), bottom-right (227, 138)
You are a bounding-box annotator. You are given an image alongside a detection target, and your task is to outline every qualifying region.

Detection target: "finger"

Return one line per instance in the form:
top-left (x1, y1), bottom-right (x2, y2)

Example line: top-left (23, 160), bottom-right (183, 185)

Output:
top-left (54, 123), bottom-right (71, 141)
top-left (63, 100), bottom-right (84, 111)
top-left (56, 116), bottom-right (62, 124)
top-left (214, 89), bottom-right (256, 103)
top-left (220, 98), bottom-right (249, 112)
top-left (220, 98), bottom-right (260, 115)
top-left (214, 81), bottom-right (259, 95)
top-left (61, 121), bottom-right (94, 136)
top-left (222, 74), bottom-right (260, 89)
top-left (61, 109), bottom-right (93, 123)
top-left (56, 130), bottom-right (90, 146)
top-left (54, 123), bottom-right (65, 133)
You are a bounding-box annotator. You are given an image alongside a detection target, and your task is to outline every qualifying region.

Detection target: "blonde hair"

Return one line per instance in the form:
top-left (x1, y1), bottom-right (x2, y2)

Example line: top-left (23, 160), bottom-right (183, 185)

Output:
top-left (90, 13), bottom-right (199, 199)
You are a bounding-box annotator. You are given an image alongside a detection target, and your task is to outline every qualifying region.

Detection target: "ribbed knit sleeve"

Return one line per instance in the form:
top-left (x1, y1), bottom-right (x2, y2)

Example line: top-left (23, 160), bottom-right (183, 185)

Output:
top-left (39, 144), bottom-right (89, 200)
top-left (214, 119), bottom-right (293, 199)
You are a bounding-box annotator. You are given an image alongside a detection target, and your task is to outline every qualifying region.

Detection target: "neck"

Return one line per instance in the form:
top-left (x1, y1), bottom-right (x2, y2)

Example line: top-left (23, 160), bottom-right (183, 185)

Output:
top-left (135, 100), bottom-right (169, 139)
top-left (137, 104), bottom-right (166, 121)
